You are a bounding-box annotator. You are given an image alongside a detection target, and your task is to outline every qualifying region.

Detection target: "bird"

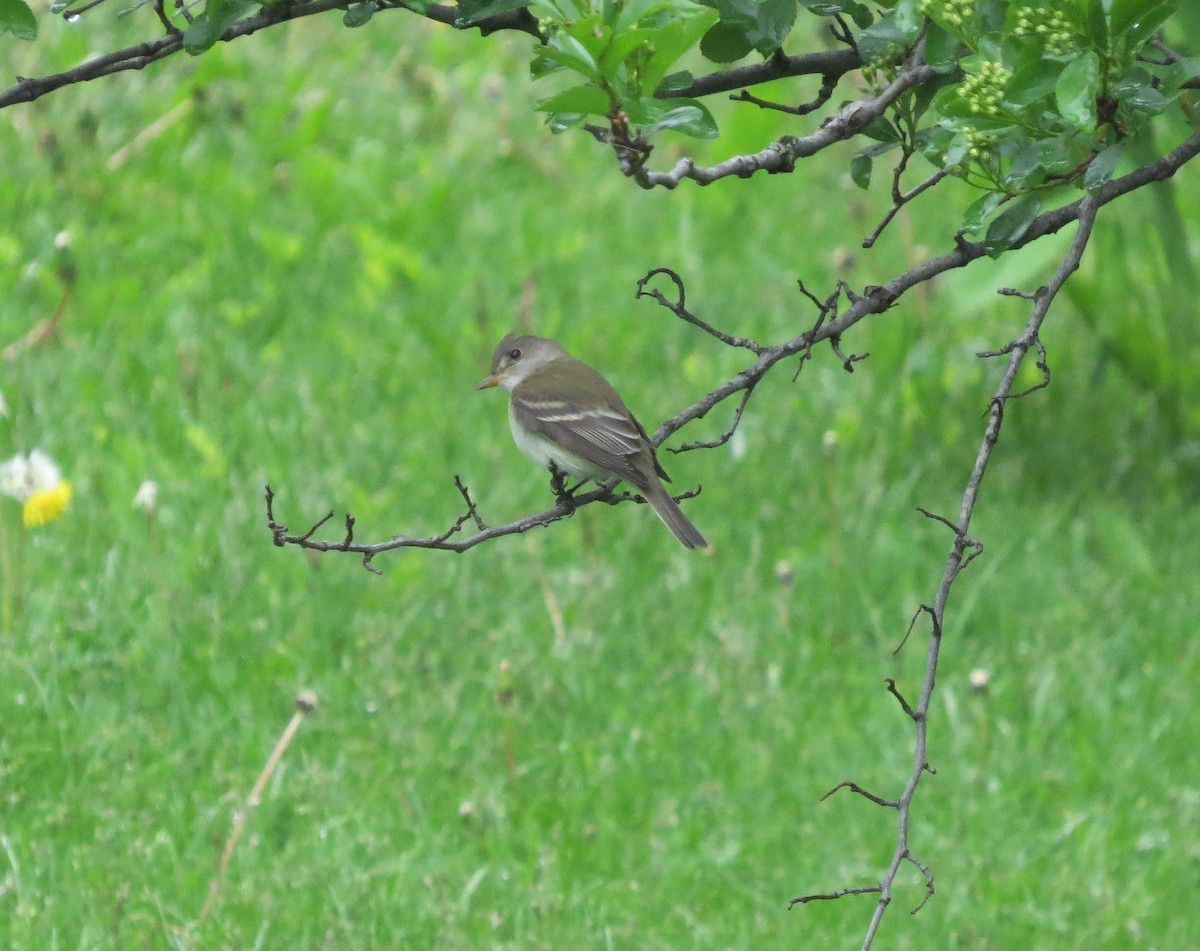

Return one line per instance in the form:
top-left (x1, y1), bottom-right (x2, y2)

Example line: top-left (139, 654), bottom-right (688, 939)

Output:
top-left (477, 333), bottom-right (707, 550)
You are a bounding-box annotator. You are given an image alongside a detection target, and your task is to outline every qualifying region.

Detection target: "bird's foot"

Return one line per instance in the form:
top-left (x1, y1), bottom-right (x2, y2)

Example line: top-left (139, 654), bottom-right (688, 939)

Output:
top-left (548, 465), bottom-right (588, 509)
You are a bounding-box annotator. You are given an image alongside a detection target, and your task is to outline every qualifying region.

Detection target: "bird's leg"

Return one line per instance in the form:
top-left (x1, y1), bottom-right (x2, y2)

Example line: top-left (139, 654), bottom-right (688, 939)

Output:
top-left (548, 464), bottom-right (587, 507)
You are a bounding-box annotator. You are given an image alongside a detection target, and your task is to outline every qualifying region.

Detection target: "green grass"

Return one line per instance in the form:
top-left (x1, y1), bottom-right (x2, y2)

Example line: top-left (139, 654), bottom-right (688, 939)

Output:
top-left (2, 12), bottom-right (1199, 950)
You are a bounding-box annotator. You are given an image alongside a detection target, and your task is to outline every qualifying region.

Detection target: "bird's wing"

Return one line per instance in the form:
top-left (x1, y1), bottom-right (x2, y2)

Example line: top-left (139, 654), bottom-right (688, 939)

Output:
top-left (511, 361), bottom-right (650, 481)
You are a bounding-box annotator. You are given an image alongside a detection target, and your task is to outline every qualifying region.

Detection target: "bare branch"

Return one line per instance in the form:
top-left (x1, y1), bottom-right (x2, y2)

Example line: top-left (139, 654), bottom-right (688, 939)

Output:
top-left (634, 267), bottom-right (766, 353)
top-left (789, 885), bottom-right (881, 908)
top-left (862, 166), bottom-right (951, 249)
top-left (729, 71), bottom-right (839, 116)
top-left (672, 384), bottom-right (755, 453)
top-left (625, 56), bottom-right (937, 189)
top-left (806, 192), bottom-right (1106, 951)
top-left (0, 1), bottom-right (541, 111)
top-left (820, 780), bottom-right (898, 809)
top-left (884, 677), bottom-right (917, 720)
top-left (664, 49), bottom-right (861, 100)
top-left (267, 132), bottom-right (1200, 572)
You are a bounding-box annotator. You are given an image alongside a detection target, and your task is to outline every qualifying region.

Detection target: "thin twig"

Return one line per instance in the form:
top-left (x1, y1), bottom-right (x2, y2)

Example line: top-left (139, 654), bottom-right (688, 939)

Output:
top-left (862, 167), bottom-right (950, 249)
top-left (729, 72), bottom-right (839, 116)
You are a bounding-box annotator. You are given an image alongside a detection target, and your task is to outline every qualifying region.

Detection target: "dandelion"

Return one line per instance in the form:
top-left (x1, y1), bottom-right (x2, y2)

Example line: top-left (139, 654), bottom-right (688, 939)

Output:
top-left (0, 450), bottom-right (73, 528)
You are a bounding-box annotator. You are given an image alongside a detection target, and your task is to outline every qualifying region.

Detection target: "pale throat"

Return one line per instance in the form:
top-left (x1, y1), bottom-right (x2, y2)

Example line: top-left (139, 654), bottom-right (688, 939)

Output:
top-left (508, 403), bottom-right (608, 481)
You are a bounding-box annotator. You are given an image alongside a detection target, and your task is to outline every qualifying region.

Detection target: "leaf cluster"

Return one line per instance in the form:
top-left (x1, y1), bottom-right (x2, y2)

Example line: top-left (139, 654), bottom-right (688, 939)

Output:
top-left (852, 0), bottom-right (1197, 249)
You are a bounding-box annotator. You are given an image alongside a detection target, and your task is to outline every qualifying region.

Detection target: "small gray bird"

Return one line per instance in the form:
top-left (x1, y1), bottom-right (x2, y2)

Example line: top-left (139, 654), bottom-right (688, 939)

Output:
top-left (477, 333), bottom-right (707, 550)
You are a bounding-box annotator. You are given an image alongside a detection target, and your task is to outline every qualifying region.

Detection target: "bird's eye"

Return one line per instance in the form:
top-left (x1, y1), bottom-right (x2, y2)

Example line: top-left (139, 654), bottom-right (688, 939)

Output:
top-left (508, 348), bottom-right (522, 360)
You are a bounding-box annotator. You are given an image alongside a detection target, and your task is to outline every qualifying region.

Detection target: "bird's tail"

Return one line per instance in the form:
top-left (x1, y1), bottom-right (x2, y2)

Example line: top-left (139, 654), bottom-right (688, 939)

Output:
top-left (644, 481), bottom-right (708, 551)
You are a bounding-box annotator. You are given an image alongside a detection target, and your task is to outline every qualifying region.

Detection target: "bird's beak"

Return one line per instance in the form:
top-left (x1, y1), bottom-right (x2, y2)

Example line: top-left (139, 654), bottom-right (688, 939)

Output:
top-left (476, 372), bottom-right (503, 390)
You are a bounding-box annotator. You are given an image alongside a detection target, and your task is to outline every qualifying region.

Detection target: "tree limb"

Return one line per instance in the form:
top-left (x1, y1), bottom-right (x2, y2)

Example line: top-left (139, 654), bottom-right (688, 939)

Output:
top-left (0, 0), bottom-right (541, 111)
top-left (624, 55), bottom-right (937, 189)
top-left (794, 192), bottom-right (1103, 951)
top-left (263, 129), bottom-right (1200, 568)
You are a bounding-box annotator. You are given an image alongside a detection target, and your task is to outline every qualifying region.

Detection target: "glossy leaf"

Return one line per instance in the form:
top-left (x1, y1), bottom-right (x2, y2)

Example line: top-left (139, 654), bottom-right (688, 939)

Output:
top-left (544, 111), bottom-right (585, 133)
top-left (984, 194), bottom-right (1044, 256)
top-left (1055, 51), bottom-right (1100, 131)
top-left (539, 33), bottom-right (601, 80)
top-left (1109, 0), bottom-right (1173, 38)
top-left (658, 70), bottom-right (694, 92)
top-left (1084, 142), bottom-right (1124, 193)
top-left (962, 191), bottom-right (1005, 235)
top-left (646, 102), bottom-right (718, 138)
top-left (614, 0), bottom-right (693, 32)
top-left (343, 0), bottom-right (377, 28)
top-left (456, 0), bottom-right (531, 25)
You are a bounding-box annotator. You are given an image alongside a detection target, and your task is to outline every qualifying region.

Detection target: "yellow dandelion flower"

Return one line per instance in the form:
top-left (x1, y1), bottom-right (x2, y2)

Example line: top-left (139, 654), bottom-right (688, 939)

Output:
top-left (24, 481), bottom-right (73, 528)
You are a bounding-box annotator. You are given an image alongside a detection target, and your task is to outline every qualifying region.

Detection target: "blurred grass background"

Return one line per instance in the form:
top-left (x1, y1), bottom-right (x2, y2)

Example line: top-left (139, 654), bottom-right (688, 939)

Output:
top-left (1, 10), bottom-right (1199, 949)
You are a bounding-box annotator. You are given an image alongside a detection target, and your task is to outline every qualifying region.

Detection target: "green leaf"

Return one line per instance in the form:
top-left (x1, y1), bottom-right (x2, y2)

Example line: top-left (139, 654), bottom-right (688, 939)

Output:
top-left (539, 33), bottom-right (601, 80)
top-left (646, 101), bottom-right (718, 138)
top-left (843, 1), bottom-right (873, 28)
top-left (598, 28), bottom-right (652, 81)
top-left (623, 94), bottom-right (718, 137)
top-left (923, 20), bottom-right (961, 72)
top-left (1083, 0), bottom-right (1108, 48)
top-left (343, 0), bottom-right (377, 27)
top-left (746, 0), bottom-right (796, 56)
top-left (1109, 0), bottom-right (1172, 38)
top-left (535, 83), bottom-right (612, 116)
top-left (0, 0), bottom-right (37, 39)
top-left (639, 9), bottom-right (717, 91)
top-left (1033, 134), bottom-right (1085, 173)
top-left (860, 116), bottom-right (901, 143)
top-left (1055, 51), bottom-right (1100, 131)
top-left (658, 70), bottom-right (694, 92)
top-left (183, 0), bottom-right (259, 53)
top-left (962, 191), bottom-right (1005, 235)
top-left (1083, 142), bottom-right (1123, 193)
top-left (856, 8), bottom-right (921, 64)
top-left (984, 194), bottom-right (1044, 256)
top-left (1002, 143), bottom-right (1047, 190)
top-left (545, 112), bottom-right (586, 133)
top-left (849, 153), bottom-right (872, 189)
top-left (699, 20), bottom-right (752, 63)
top-left (799, 0), bottom-right (849, 13)
top-left (1006, 57), bottom-right (1065, 107)
top-left (1118, 83), bottom-right (1168, 114)
top-left (456, 0), bottom-right (531, 25)
top-left (613, 0), bottom-right (690, 32)
top-left (1121, 3), bottom-right (1175, 50)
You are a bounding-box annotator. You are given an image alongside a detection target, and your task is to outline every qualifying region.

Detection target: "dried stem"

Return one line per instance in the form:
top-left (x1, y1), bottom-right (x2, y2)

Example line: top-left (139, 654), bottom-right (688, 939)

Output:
top-left (193, 691), bottom-right (318, 929)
